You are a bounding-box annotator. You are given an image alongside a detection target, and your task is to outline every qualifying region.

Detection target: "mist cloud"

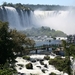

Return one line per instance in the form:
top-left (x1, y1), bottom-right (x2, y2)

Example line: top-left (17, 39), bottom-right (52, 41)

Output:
top-left (33, 9), bottom-right (75, 35)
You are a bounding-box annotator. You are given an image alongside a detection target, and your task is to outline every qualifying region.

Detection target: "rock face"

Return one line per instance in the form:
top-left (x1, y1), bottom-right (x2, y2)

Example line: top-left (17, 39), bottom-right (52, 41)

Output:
top-left (25, 63), bottom-right (33, 69)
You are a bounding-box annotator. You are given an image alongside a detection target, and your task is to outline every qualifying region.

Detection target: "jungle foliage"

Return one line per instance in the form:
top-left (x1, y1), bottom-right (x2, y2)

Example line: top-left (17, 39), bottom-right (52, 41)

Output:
top-left (20, 26), bottom-right (67, 37)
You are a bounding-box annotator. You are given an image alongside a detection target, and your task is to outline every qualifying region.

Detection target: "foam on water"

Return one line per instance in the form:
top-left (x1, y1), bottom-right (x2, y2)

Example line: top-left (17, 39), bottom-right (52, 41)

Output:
top-left (15, 55), bottom-right (68, 75)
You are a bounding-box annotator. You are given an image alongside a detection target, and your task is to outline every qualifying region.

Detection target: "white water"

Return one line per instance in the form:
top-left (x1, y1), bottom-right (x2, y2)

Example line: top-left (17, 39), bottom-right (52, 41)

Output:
top-left (15, 55), bottom-right (68, 75)
top-left (5, 7), bottom-right (21, 29)
top-left (0, 6), bottom-right (34, 29)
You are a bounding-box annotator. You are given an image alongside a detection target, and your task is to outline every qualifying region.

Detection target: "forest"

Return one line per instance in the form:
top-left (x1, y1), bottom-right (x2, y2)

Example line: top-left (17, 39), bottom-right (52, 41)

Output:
top-left (20, 26), bottom-right (67, 37)
top-left (1, 2), bottom-right (74, 11)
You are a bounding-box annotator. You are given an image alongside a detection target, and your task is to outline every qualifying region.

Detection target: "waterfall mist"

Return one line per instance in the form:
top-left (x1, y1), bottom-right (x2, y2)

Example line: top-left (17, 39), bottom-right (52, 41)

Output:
top-left (33, 10), bottom-right (75, 35)
top-left (0, 6), bottom-right (75, 34)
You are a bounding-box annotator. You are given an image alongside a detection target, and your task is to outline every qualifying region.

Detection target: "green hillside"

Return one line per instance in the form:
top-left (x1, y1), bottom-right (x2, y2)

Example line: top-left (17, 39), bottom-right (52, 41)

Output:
top-left (20, 26), bottom-right (67, 37)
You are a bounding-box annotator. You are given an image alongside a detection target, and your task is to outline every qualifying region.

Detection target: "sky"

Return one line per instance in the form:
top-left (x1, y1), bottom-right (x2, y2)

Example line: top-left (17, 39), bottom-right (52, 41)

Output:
top-left (0, 0), bottom-right (75, 6)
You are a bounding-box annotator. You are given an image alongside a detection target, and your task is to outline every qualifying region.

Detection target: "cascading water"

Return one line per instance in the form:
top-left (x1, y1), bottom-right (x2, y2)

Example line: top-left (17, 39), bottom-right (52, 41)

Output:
top-left (15, 55), bottom-right (68, 75)
top-left (5, 7), bottom-right (21, 29)
top-left (0, 6), bottom-right (75, 34)
top-left (0, 6), bottom-right (34, 30)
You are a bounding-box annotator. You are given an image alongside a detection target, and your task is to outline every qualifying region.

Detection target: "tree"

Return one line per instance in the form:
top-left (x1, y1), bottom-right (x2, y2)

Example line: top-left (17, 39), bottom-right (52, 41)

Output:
top-left (62, 40), bottom-right (72, 75)
top-left (9, 29), bottom-right (35, 55)
top-left (0, 21), bottom-right (15, 64)
top-left (0, 21), bottom-right (35, 65)
top-left (2, 2), bottom-right (7, 6)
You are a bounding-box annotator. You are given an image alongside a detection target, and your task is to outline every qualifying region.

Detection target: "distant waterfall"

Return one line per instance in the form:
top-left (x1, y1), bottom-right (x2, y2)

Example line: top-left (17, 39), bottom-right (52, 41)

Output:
top-left (0, 6), bottom-right (75, 34)
top-left (33, 10), bottom-right (75, 34)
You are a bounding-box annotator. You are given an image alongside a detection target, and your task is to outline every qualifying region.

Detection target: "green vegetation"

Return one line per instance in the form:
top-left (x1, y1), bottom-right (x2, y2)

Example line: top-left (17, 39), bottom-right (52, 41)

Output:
top-left (21, 26), bottom-right (67, 37)
top-left (62, 40), bottom-right (75, 57)
top-left (0, 21), bottom-right (14, 65)
top-left (22, 55), bottom-right (30, 60)
top-left (61, 40), bottom-right (75, 75)
top-left (1, 2), bottom-right (72, 11)
top-left (24, 4), bottom-right (70, 11)
top-left (0, 62), bottom-right (16, 75)
top-left (0, 69), bottom-right (13, 75)
top-left (0, 21), bottom-right (35, 74)
top-left (1, 2), bottom-right (31, 10)
top-left (49, 56), bottom-right (72, 74)
top-left (44, 55), bottom-right (50, 60)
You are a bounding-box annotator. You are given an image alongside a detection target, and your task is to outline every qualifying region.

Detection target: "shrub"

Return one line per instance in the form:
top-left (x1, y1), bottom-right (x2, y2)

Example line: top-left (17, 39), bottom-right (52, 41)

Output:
top-left (55, 56), bottom-right (62, 59)
top-left (0, 63), bottom-right (17, 75)
top-left (0, 69), bottom-right (15, 75)
top-left (44, 55), bottom-right (50, 60)
top-left (48, 56), bottom-right (72, 74)
top-left (22, 55), bottom-right (30, 60)
top-left (26, 63), bottom-right (33, 69)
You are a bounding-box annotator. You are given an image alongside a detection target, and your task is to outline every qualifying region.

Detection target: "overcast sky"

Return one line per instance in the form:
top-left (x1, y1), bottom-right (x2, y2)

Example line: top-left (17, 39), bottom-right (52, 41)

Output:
top-left (0, 0), bottom-right (75, 6)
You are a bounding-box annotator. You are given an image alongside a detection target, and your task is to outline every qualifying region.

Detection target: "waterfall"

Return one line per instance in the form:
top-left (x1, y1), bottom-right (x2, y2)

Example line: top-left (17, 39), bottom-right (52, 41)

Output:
top-left (0, 6), bottom-right (34, 30)
top-left (0, 6), bottom-right (75, 34)
top-left (5, 7), bottom-right (21, 29)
